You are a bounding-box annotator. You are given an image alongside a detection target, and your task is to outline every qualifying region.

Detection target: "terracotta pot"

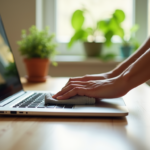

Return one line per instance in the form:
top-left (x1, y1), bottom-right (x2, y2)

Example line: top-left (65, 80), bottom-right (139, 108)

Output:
top-left (24, 58), bottom-right (50, 82)
top-left (83, 42), bottom-right (102, 57)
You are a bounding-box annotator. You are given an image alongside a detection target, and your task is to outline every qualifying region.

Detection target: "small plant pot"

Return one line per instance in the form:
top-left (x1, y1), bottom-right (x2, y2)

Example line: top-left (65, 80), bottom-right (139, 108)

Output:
top-left (120, 46), bottom-right (132, 58)
top-left (24, 58), bottom-right (50, 82)
top-left (83, 42), bottom-right (102, 57)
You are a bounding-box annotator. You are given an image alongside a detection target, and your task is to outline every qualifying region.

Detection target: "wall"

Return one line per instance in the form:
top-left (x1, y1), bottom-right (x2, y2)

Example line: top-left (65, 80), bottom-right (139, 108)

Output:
top-left (0, 0), bottom-right (35, 76)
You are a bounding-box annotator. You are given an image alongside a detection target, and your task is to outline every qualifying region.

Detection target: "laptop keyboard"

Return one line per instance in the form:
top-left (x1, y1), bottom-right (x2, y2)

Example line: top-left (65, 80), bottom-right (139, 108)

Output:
top-left (13, 93), bottom-right (73, 109)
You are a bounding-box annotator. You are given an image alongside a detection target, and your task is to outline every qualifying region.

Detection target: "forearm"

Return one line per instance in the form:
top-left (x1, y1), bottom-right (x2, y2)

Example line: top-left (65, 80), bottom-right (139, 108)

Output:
top-left (54, 49), bottom-right (150, 100)
top-left (122, 48), bottom-right (150, 91)
top-left (109, 37), bottom-right (150, 78)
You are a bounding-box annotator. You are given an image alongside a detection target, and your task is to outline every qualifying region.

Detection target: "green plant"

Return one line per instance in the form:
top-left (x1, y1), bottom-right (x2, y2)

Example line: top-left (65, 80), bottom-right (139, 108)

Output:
top-left (99, 10), bottom-right (140, 50)
top-left (68, 9), bottom-right (98, 48)
top-left (98, 53), bottom-right (116, 61)
top-left (98, 9), bottom-right (125, 47)
top-left (17, 26), bottom-right (57, 59)
top-left (121, 24), bottom-right (140, 51)
top-left (68, 9), bottom-right (126, 48)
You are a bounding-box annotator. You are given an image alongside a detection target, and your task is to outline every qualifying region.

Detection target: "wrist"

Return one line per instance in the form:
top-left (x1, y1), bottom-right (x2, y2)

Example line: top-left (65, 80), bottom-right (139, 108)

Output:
top-left (115, 73), bottom-right (131, 97)
top-left (106, 70), bottom-right (119, 78)
top-left (121, 69), bottom-right (134, 93)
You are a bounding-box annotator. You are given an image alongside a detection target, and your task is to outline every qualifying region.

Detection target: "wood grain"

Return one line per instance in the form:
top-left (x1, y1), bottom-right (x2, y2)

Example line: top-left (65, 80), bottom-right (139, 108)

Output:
top-left (0, 77), bottom-right (150, 150)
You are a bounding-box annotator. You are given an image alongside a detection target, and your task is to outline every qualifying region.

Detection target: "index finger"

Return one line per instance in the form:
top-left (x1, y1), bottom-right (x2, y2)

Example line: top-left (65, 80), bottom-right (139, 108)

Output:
top-left (56, 87), bottom-right (86, 100)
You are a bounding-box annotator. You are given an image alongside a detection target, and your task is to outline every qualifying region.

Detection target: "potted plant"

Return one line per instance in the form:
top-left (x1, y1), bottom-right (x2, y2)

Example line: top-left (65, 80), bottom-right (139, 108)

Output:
top-left (68, 9), bottom-right (125, 58)
top-left (68, 9), bottom-right (102, 57)
top-left (17, 26), bottom-right (57, 82)
top-left (98, 10), bottom-right (140, 59)
top-left (120, 25), bottom-right (140, 58)
top-left (98, 9), bottom-right (125, 47)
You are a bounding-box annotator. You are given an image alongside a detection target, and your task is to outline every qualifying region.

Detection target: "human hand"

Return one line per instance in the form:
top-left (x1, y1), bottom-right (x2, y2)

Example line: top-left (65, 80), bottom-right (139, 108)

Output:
top-left (61, 72), bottom-right (114, 89)
top-left (52, 75), bottom-right (128, 100)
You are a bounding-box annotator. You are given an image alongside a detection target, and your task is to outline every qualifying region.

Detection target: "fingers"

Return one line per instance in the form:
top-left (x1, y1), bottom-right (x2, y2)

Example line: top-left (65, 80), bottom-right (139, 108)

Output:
top-left (53, 81), bottom-right (89, 99)
top-left (51, 76), bottom-right (125, 100)
top-left (56, 87), bottom-right (86, 100)
top-left (61, 80), bottom-right (88, 92)
top-left (63, 76), bottom-right (88, 88)
top-left (53, 83), bottom-right (84, 99)
top-left (62, 75), bottom-right (105, 90)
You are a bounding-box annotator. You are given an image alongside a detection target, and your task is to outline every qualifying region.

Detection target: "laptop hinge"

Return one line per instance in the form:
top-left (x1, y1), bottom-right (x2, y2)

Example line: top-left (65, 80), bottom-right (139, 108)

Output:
top-left (0, 90), bottom-right (26, 107)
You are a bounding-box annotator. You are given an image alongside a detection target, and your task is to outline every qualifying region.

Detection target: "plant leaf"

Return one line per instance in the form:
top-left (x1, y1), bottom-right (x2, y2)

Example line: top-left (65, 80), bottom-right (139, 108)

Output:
top-left (99, 53), bottom-right (116, 61)
top-left (68, 29), bottom-right (85, 48)
top-left (104, 30), bottom-right (114, 47)
top-left (71, 10), bottom-right (85, 31)
top-left (130, 24), bottom-right (139, 33)
top-left (97, 20), bottom-right (109, 34)
top-left (115, 27), bottom-right (124, 38)
top-left (113, 9), bottom-right (125, 23)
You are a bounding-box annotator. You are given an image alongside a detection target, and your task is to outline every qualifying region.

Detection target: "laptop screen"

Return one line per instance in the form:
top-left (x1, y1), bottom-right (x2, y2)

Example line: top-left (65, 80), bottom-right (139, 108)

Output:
top-left (0, 17), bottom-right (23, 101)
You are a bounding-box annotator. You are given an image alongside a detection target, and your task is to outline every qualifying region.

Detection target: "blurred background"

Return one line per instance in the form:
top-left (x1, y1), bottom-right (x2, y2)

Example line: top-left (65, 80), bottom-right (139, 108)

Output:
top-left (0, 0), bottom-right (149, 80)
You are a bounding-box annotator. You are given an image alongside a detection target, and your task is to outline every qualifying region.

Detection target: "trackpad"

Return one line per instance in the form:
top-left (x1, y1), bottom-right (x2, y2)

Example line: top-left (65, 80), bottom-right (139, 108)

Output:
top-left (74, 98), bottom-right (126, 112)
top-left (97, 98), bottom-right (126, 106)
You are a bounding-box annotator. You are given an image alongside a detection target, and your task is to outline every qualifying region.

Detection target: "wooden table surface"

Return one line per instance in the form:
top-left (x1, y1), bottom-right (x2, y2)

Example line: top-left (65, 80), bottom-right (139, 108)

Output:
top-left (1, 76), bottom-right (150, 150)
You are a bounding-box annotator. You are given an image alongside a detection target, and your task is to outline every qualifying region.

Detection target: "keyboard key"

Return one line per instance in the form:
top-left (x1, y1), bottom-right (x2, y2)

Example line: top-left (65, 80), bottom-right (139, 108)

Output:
top-left (28, 103), bottom-right (39, 107)
top-left (28, 106), bottom-right (36, 108)
top-left (19, 105), bottom-right (26, 108)
top-left (46, 105), bottom-right (55, 108)
top-left (56, 105), bottom-right (64, 109)
top-left (37, 102), bottom-right (46, 108)
top-left (64, 105), bottom-right (74, 109)
top-left (28, 104), bottom-right (37, 108)
top-left (37, 106), bottom-right (45, 108)
top-left (15, 93), bottom-right (45, 108)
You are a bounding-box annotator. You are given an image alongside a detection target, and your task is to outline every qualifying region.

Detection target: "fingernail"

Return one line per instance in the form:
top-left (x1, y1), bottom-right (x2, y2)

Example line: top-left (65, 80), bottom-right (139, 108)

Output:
top-left (56, 96), bottom-right (62, 100)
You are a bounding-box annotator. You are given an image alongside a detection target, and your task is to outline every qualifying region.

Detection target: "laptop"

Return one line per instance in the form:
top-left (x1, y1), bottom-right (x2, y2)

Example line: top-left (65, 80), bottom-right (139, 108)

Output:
top-left (0, 17), bottom-right (128, 117)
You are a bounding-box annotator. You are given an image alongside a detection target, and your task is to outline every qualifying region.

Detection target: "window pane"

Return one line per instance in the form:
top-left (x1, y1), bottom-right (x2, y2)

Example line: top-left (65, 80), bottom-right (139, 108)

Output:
top-left (57, 0), bottom-right (133, 42)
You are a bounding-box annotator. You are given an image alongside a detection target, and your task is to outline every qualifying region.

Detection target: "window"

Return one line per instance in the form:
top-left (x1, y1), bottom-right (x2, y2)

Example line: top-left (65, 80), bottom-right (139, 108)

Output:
top-left (36, 0), bottom-right (148, 55)
top-left (57, 0), bottom-right (133, 42)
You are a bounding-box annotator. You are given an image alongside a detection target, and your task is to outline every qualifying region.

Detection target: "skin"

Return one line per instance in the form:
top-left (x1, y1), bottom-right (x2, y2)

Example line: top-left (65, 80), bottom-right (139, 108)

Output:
top-left (53, 37), bottom-right (150, 100)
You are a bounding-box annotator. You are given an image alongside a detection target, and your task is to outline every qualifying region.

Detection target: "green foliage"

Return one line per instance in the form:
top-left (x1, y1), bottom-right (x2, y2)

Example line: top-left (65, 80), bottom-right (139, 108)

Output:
top-left (113, 9), bottom-right (126, 23)
top-left (98, 9), bottom-right (125, 46)
top-left (99, 10), bottom-right (140, 50)
top-left (17, 26), bottom-right (57, 59)
top-left (71, 10), bottom-right (85, 31)
top-left (98, 53), bottom-right (116, 61)
top-left (68, 9), bottom-right (100, 48)
top-left (121, 24), bottom-right (140, 49)
top-left (68, 9), bottom-right (126, 48)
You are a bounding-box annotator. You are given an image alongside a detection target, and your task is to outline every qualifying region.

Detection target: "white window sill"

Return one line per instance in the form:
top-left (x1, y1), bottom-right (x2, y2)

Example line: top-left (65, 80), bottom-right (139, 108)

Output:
top-left (50, 55), bottom-right (150, 86)
top-left (52, 55), bottom-right (122, 63)
top-left (49, 55), bottom-right (122, 77)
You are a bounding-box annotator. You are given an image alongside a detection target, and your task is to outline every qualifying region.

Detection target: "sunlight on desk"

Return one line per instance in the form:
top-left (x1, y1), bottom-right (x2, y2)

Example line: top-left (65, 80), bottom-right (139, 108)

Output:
top-left (0, 77), bottom-right (150, 150)
top-left (21, 76), bottom-right (69, 92)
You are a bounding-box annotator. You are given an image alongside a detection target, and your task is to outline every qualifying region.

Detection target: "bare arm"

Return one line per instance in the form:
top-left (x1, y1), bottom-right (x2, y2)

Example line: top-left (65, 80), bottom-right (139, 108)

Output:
top-left (110, 37), bottom-right (150, 77)
top-left (53, 48), bottom-right (150, 100)
top-left (64, 37), bottom-right (150, 83)
top-left (122, 48), bottom-right (150, 91)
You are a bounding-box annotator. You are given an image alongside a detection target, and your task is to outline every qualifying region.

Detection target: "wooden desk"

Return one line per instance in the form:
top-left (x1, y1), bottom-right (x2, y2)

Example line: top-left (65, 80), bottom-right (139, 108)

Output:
top-left (1, 77), bottom-right (150, 150)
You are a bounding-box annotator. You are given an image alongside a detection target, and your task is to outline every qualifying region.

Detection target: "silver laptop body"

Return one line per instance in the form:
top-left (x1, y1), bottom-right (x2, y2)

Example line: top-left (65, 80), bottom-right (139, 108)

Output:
top-left (0, 17), bottom-right (128, 117)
